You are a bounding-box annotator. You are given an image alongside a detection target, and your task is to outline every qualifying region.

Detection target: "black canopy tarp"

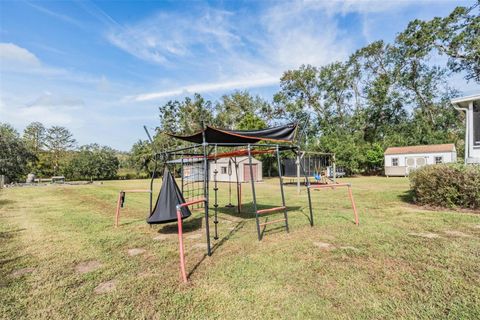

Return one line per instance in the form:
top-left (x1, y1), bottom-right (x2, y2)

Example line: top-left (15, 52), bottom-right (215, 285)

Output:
top-left (167, 123), bottom-right (297, 144)
top-left (147, 167), bottom-right (192, 224)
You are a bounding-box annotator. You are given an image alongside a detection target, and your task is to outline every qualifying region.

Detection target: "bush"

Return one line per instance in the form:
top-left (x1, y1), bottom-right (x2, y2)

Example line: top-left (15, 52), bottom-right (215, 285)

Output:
top-left (409, 164), bottom-right (480, 209)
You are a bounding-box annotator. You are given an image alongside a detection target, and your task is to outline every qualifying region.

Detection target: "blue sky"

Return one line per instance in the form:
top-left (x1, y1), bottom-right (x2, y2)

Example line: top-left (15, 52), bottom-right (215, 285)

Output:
top-left (0, 0), bottom-right (478, 150)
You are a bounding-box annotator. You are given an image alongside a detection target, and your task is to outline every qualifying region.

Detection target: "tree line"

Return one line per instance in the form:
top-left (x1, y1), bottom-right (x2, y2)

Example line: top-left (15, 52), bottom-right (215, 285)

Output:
top-left (2, 2), bottom-right (479, 181)
top-left (0, 122), bottom-right (119, 182)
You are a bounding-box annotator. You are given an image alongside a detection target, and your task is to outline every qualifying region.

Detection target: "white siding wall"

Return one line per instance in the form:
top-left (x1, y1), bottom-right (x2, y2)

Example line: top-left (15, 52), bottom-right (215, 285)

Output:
top-left (468, 103), bottom-right (480, 160)
top-left (209, 157), bottom-right (262, 182)
top-left (385, 152), bottom-right (456, 167)
top-left (384, 151), bottom-right (457, 176)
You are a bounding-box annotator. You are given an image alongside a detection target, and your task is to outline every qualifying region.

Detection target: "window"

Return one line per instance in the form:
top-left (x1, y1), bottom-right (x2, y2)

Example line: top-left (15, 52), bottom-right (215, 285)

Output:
top-left (392, 158), bottom-right (399, 166)
top-left (221, 166), bottom-right (227, 174)
top-left (435, 156), bottom-right (443, 164)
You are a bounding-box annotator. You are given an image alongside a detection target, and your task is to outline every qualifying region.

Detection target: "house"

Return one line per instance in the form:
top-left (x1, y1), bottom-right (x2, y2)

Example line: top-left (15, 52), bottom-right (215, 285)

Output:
top-left (384, 144), bottom-right (457, 177)
top-left (209, 156), bottom-right (262, 182)
top-left (451, 94), bottom-right (480, 164)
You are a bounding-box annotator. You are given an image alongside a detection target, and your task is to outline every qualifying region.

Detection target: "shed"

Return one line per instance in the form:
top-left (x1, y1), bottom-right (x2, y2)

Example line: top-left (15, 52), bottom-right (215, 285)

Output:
top-left (210, 156), bottom-right (262, 183)
top-left (384, 144), bottom-right (457, 177)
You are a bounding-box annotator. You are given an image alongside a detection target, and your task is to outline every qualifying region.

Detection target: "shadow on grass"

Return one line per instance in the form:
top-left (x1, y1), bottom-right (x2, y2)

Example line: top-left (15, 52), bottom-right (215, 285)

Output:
top-left (215, 202), bottom-right (302, 220)
top-left (0, 228), bottom-right (26, 239)
top-left (0, 254), bottom-right (27, 266)
top-left (188, 219), bottom-right (246, 280)
top-left (157, 216), bottom-right (203, 234)
top-left (0, 199), bottom-right (15, 208)
top-left (398, 190), bottom-right (415, 204)
top-left (120, 219), bottom-right (146, 227)
top-left (261, 224), bottom-right (288, 239)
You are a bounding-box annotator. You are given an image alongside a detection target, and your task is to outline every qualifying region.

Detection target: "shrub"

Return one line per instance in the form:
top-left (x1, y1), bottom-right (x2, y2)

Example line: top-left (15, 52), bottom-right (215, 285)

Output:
top-left (409, 164), bottom-right (480, 209)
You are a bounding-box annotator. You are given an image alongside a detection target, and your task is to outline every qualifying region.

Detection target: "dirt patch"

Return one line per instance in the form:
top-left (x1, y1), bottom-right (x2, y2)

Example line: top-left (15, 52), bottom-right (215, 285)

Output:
top-left (313, 242), bottom-right (334, 250)
top-left (187, 233), bottom-right (202, 240)
top-left (75, 260), bottom-right (101, 274)
top-left (10, 267), bottom-right (35, 278)
top-left (94, 280), bottom-right (116, 294)
top-left (127, 248), bottom-right (146, 256)
top-left (473, 225), bottom-right (480, 229)
top-left (408, 232), bottom-right (440, 239)
top-left (444, 230), bottom-right (471, 237)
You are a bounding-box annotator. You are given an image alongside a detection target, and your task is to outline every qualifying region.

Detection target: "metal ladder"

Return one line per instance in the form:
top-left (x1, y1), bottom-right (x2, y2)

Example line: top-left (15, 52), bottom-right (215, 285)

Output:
top-left (248, 145), bottom-right (289, 240)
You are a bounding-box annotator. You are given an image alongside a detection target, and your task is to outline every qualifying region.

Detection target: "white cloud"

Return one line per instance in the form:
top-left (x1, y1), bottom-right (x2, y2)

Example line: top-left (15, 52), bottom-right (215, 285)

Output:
top-left (25, 1), bottom-right (84, 29)
top-left (0, 42), bottom-right (41, 68)
top-left (0, 92), bottom-right (85, 127)
top-left (107, 8), bottom-right (239, 66)
top-left (109, 2), bottom-right (361, 101)
top-left (0, 42), bottom-right (70, 77)
top-left (132, 75), bottom-right (279, 101)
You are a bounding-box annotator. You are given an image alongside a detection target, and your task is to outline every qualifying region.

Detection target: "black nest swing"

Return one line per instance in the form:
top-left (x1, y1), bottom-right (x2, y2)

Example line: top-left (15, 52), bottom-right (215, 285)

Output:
top-left (147, 167), bottom-right (192, 224)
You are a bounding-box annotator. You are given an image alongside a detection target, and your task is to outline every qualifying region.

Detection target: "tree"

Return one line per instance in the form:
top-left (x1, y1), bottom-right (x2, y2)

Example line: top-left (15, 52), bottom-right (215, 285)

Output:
top-left (364, 143), bottom-right (384, 172)
top-left (178, 93), bottom-right (214, 134)
top-left (23, 122), bottom-right (46, 154)
top-left (396, 2), bottom-right (480, 82)
top-left (128, 140), bottom-right (154, 175)
top-left (64, 144), bottom-right (119, 180)
top-left (0, 123), bottom-right (35, 182)
top-left (215, 91), bottom-right (273, 129)
top-left (44, 126), bottom-right (76, 175)
top-left (237, 112), bottom-right (267, 130)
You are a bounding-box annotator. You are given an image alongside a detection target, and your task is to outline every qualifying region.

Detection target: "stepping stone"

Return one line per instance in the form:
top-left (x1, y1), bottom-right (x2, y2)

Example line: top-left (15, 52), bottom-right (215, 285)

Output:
top-left (75, 260), bottom-right (101, 274)
top-left (127, 248), bottom-right (146, 256)
top-left (10, 267), bottom-right (35, 278)
top-left (408, 232), bottom-right (440, 239)
top-left (192, 243), bottom-right (208, 250)
top-left (313, 242), bottom-right (333, 250)
top-left (472, 225), bottom-right (480, 229)
top-left (444, 230), bottom-right (471, 237)
top-left (94, 280), bottom-right (116, 294)
top-left (187, 233), bottom-right (202, 240)
top-left (153, 234), bottom-right (169, 241)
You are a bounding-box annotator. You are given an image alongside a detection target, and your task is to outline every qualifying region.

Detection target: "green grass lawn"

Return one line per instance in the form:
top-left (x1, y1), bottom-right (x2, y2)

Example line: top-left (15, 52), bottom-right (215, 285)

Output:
top-left (1, 177), bottom-right (479, 319)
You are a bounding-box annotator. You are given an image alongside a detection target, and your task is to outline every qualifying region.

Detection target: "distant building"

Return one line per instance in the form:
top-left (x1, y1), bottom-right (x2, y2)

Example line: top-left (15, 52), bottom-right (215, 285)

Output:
top-left (384, 144), bottom-right (457, 177)
top-left (451, 94), bottom-right (480, 164)
top-left (210, 156), bottom-right (262, 182)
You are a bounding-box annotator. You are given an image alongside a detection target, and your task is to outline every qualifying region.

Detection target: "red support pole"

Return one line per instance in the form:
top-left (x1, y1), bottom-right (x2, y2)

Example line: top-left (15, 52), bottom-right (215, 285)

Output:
top-left (176, 206), bottom-right (188, 283)
top-left (310, 183), bottom-right (360, 226)
top-left (347, 185), bottom-right (359, 226)
top-left (238, 183), bottom-right (242, 212)
top-left (176, 198), bottom-right (206, 283)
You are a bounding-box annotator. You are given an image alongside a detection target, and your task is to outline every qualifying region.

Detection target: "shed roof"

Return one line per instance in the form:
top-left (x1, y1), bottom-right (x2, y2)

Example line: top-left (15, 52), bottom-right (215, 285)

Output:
top-left (384, 144), bottom-right (456, 155)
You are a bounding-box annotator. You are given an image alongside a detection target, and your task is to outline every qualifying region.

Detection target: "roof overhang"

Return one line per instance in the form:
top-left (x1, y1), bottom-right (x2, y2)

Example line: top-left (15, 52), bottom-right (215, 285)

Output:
top-left (451, 94), bottom-right (480, 108)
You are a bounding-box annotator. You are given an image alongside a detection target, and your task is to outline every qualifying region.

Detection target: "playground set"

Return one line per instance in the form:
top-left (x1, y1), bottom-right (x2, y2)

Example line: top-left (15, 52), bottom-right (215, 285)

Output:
top-left (115, 123), bottom-right (359, 283)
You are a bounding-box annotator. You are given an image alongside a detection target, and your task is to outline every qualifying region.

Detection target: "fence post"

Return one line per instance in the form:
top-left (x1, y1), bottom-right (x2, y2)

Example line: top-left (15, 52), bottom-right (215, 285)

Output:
top-left (0, 175), bottom-right (4, 189)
